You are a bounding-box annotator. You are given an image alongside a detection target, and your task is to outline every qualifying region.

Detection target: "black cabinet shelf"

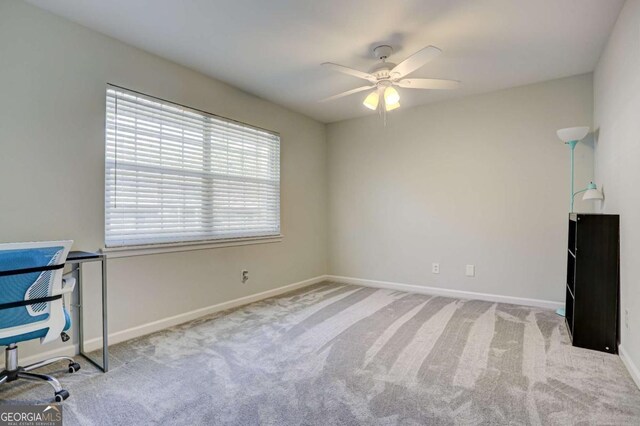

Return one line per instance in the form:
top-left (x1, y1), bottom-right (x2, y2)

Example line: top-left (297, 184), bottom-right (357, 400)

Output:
top-left (565, 214), bottom-right (619, 354)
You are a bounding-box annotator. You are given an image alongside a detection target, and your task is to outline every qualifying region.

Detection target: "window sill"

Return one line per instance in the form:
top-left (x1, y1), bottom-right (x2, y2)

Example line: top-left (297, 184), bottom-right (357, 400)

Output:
top-left (101, 235), bottom-right (283, 258)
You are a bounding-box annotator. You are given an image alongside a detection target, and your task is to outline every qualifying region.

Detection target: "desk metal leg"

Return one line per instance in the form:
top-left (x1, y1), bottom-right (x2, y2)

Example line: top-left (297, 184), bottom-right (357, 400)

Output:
top-left (77, 263), bottom-right (84, 356)
top-left (76, 259), bottom-right (109, 373)
top-left (101, 258), bottom-right (109, 372)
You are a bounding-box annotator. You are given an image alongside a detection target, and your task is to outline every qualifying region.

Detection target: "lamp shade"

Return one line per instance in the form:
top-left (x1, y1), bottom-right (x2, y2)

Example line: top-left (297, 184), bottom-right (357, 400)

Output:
top-left (384, 86), bottom-right (400, 105)
top-left (385, 101), bottom-right (400, 112)
top-left (557, 126), bottom-right (590, 142)
top-left (582, 182), bottom-right (603, 201)
top-left (363, 91), bottom-right (379, 110)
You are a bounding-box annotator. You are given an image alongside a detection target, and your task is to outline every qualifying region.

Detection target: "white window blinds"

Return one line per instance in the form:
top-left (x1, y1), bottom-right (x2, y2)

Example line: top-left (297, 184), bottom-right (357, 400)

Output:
top-left (105, 86), bottom-right (280, 247)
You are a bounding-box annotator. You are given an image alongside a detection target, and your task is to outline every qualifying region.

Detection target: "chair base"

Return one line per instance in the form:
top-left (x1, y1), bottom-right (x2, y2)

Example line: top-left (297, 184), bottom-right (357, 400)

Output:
top-left (0, 343), bottom-right (80, 402)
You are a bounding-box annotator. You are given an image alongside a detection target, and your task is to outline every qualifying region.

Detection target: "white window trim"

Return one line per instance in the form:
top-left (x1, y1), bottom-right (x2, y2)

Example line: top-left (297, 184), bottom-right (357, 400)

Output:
top-left (101, 234), bottom-right (283, 258)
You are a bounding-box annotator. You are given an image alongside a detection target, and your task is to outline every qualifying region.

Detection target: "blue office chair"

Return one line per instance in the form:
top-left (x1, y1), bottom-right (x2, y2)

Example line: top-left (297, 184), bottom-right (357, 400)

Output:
top-left (0, 241), bottom-right (81, 402)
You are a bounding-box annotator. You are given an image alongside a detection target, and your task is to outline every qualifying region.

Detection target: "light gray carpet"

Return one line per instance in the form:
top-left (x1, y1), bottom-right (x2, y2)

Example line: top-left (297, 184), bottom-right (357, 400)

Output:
top-left (2, 282), bottom-right (640, 425)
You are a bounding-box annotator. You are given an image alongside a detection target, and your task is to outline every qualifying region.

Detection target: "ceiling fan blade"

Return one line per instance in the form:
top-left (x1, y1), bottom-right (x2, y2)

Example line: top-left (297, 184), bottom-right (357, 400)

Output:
top-left (319, 85), bottom-right (375, 102)
top-left (322, 63), bottom-right (377, 82)
top-left (395, 78), bottom-right (460, 90)
top-left (390, 46), bottom-right (442, 79)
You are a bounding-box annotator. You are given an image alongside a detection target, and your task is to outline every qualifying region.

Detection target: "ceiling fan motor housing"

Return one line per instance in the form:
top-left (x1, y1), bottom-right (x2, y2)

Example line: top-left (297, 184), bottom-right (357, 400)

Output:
top-left (371, 45), bottom-right (399, 80)
top-left (369, 62), bottom-right (397, 80)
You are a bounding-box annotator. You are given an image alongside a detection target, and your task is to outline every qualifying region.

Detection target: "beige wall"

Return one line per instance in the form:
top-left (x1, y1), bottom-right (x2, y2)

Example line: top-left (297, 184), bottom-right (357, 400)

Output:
top-left (594, 0), bottom-right (640, 382)
top-left (327, 74), bottom-right (594, 303)
top-left (0, 1), bottom-right (327, 358)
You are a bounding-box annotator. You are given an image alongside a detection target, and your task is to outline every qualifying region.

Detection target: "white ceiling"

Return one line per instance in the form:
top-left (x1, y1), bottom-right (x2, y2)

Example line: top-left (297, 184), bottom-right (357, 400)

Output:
top-left (26, 0), bottom-right (623, 123)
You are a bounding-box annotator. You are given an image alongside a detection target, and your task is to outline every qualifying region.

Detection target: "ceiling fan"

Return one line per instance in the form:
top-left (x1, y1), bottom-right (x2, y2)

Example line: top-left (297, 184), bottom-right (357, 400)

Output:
top-left (321, 45), bottom-right (460, 112)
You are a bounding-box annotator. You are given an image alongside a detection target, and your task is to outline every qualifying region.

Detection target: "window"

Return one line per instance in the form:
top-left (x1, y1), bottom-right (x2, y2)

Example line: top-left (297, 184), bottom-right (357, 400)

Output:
top-left (105, 86), bottom-right (280, 247)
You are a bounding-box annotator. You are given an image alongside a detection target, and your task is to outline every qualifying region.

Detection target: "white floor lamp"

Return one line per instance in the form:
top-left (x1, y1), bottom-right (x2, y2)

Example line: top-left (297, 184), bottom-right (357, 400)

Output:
top-left (555, 127), bottom-right (604, 317)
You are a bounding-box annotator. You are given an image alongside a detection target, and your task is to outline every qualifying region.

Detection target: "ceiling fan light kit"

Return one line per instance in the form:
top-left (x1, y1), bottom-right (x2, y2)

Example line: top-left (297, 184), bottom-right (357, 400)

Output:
top-left (321, 44), bottom-right (461, 114)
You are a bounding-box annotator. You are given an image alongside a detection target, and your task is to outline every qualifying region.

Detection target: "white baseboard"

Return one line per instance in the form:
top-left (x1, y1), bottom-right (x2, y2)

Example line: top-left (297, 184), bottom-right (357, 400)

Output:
top-left (326, 275), bottom-right (563, 310)
top-left (619, 345), bottom-right (640, 390)
top-left (12, 275), bottom-right (329, 366)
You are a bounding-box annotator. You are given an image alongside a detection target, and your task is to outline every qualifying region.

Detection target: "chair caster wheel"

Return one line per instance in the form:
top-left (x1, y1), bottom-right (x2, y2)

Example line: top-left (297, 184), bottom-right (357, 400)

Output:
top-left (54, 389), bottom-right (69, 402)
top-left (68, 362), bottom-right (81, 373)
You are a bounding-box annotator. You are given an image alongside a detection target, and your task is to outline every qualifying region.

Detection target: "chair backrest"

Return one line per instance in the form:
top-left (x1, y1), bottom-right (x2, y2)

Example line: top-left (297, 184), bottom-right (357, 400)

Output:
top-left (0, 241), bottom-right (72, 330)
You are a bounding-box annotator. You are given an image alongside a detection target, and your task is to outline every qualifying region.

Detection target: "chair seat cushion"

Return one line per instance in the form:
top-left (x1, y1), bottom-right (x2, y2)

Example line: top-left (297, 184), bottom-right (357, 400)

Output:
top-left (0, 308), bottom-right (71, 346)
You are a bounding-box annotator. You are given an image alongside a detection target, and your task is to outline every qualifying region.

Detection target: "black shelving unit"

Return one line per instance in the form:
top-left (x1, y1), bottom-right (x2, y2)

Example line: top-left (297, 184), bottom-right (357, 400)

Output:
top-left (565, 213), bottom-right (619, 354)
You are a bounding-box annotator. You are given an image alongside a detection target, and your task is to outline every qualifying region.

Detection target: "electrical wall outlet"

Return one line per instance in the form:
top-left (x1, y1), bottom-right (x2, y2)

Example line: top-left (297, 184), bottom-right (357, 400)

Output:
top-left (626, 309), bottom-right (630, 330)
top-left (241, 270), bottom-right (249, 284)
top-left (465, 265), bottom-right (475, 277)
top-left (432, 263), bottom-right (440, 274)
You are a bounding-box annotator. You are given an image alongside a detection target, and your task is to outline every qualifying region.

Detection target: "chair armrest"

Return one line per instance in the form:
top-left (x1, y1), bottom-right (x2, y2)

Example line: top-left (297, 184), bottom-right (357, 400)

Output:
top-left (53, 273), bottom-right (76, 295)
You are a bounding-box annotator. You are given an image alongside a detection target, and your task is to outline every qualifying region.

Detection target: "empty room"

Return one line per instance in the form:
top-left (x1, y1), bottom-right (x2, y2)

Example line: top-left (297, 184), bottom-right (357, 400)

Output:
top-left (1, 0), bottom-right (640, 424)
